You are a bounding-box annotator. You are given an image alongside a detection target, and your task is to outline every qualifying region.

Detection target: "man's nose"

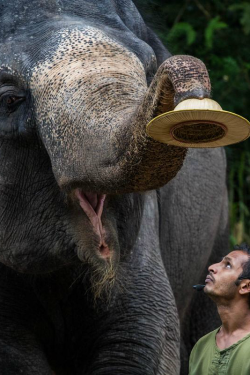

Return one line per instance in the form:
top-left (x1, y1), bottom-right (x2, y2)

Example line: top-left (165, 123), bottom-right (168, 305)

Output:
top-left (208, 263), bottom-right (217, 273)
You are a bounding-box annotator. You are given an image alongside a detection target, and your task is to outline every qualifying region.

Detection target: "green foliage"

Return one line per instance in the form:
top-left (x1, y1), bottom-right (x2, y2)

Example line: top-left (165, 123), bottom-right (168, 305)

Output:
top-left (167, 22), bottom-right (196, 46)
top-left (205, 17), bottom-right (227, 49)
top-left (135, 0), bottom-right (250, 247)
top-left (227, 145), bottom-right (250, 245)
top-left (229, 3), bottom-right (250, 34)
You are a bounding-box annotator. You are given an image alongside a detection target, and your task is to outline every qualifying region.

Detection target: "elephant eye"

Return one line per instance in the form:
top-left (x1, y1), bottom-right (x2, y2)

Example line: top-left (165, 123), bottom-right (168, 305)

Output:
top-left (6, 96), bottom-right (18, 105)
top-left (1, 94), bottom-right (25, 112)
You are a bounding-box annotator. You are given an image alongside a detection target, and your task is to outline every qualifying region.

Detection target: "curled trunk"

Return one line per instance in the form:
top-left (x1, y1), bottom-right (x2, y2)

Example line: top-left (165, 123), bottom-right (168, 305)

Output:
top-left (32, 27), bottom-right (211, 194)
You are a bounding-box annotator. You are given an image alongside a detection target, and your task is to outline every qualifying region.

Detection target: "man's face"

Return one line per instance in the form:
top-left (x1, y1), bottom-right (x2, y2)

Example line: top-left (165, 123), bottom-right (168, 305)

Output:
top-left (204, 250), bottom-right (250, 300)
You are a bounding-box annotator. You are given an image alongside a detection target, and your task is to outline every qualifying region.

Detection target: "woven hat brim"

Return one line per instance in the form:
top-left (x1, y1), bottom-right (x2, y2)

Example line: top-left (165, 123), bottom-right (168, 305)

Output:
top-left (146, 109), bottom-right (250, 148)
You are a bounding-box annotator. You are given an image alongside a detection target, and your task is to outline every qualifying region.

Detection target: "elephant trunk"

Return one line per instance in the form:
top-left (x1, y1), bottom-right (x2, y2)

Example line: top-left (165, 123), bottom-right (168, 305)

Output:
top-left (107, 55), bottom-right (211, 193)
top-left (32, 28), bottom-right (211, 194)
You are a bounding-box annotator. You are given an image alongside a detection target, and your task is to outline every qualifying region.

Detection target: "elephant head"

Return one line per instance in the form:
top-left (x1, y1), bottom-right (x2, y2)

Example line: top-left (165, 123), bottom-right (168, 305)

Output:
top-left (0, 0), bottom-right (210, 297)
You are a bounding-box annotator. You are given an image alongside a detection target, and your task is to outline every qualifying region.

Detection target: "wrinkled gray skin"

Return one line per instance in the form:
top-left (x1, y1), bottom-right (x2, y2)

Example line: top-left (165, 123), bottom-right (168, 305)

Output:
top-left (160, 148), bottom-right (228, 374)
top-left (0, 1), bottom-right (228, 374)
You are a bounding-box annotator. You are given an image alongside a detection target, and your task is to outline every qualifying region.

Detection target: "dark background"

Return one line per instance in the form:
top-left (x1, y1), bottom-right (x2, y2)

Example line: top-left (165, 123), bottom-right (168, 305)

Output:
top-left (135, 0), bottom-right (250, 246)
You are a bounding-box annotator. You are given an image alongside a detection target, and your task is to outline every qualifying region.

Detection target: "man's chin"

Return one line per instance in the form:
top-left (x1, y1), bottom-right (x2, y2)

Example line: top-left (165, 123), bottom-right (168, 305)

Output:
top-left (204, 284), bottom-right (213, 295)
top-left (204, 284), bottom-right (218, 302)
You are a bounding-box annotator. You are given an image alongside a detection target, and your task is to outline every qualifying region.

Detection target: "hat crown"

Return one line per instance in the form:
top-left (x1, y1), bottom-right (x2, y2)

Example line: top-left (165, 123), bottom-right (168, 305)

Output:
top-left (175, 98), bottom-right (222, 111)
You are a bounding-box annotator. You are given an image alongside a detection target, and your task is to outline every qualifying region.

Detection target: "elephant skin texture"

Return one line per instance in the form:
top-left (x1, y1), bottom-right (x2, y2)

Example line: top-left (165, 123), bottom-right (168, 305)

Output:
top-left (0, 1), bottom-right (228, 374)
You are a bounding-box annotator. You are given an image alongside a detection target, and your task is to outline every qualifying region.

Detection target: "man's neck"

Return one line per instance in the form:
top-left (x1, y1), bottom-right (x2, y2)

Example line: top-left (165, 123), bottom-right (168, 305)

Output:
top-left (215, 300), bottom-right (250, 349)
top-left (219, 304), bottom-right (250, 332)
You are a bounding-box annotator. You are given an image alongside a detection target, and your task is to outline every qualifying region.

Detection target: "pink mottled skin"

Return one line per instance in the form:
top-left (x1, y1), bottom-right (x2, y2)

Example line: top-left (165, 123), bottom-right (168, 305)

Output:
top-left (75, 190), bottom-right (110, 258)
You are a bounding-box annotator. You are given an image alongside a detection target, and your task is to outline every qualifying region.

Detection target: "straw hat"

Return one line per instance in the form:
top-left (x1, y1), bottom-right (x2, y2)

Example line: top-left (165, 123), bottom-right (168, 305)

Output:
top-left (146, 98), bottom-right (250, 148)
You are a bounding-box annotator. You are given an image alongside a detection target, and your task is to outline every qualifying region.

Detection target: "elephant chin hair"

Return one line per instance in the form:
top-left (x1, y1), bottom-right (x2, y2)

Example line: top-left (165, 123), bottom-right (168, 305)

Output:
top-left (88, 258), bottom-right (129, 306)
top-left (89, 259), bottom-right (117, 304)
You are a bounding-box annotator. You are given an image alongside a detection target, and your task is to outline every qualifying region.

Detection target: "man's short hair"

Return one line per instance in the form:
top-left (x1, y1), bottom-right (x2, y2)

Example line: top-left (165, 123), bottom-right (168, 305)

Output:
top-left (234, 243), bottom-right (250, 288)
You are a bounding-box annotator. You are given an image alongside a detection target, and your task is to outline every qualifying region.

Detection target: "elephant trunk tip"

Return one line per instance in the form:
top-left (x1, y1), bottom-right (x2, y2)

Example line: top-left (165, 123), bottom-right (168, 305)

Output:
top-left (174, 88), bottom-right (211, 107)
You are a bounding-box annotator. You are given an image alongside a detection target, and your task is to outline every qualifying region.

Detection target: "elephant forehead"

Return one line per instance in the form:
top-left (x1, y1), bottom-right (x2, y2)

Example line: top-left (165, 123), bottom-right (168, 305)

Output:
top-left (30, 27), bottom-right (147, 131)
top-left (29, 26), bottom-right (147, 165)
top-left (30, 26), bottom-right (146, 94)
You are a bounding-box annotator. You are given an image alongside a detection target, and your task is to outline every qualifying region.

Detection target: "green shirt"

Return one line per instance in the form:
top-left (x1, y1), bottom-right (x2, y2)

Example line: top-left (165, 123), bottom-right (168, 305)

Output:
top-left (189, 328), bottom-right (250, 375)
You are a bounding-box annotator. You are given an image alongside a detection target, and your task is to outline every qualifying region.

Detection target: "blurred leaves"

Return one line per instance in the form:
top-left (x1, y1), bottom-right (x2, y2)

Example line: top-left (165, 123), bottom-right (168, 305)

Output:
top-left (228, 145), bottom-right (250, 245)
top-left (205, 16), bottom-right (227, 49)
top-left (229, 3), bottom-right (250, 35)
top-left (167, 22), bottom-right (196, 45)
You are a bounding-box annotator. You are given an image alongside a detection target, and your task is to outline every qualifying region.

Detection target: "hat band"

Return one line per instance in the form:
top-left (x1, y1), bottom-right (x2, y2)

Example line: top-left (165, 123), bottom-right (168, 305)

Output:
top-left (170, 120), bottom-right (228, 144)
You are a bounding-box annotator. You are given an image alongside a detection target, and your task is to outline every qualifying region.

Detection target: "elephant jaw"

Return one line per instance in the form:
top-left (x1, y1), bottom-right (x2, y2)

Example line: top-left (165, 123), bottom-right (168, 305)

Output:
top-left (75, 189), bottom-right (110, 259)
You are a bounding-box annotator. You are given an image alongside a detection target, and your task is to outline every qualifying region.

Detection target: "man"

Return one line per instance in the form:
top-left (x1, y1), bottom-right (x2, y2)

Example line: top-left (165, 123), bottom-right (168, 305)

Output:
top-left (189, 243), bottom-right (250, 375)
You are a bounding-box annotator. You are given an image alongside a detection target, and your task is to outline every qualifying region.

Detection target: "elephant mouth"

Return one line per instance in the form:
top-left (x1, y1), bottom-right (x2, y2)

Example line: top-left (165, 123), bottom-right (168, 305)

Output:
top-left (74, 189), bottom-right (111, 259)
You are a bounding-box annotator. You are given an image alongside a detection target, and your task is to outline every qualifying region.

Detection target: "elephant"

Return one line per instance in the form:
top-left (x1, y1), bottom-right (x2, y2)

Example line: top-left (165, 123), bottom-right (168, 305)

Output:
top-left (0, 0), bottom-right (228, 374)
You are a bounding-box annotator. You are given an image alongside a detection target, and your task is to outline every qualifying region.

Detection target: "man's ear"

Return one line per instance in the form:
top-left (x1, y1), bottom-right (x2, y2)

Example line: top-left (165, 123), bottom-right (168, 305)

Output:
top-left (239, 280), bottom-right (250, 295)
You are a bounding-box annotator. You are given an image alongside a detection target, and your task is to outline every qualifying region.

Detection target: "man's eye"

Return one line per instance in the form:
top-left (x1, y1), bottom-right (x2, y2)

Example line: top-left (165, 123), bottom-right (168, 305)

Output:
top-left (226, 263), bottom-right (231, 268)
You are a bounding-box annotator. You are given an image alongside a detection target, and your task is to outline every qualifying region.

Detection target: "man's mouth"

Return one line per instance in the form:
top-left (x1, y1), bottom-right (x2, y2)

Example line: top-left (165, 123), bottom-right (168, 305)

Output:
top-left (205, 274), bottom-right (214, 283)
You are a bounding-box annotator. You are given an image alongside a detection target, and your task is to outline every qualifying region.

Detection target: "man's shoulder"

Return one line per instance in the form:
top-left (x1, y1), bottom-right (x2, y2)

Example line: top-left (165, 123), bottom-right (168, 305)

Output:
top-left (189, 328), bottom-right (219, 374)
top-left (197, 328), bottom-right (218, 343)
top-left (192, 327), bottom-right (219, 352)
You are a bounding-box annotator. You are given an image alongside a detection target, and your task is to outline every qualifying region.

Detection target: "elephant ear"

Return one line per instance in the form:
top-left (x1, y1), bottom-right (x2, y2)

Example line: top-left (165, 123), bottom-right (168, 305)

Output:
top-left (131, 1), bottom-right (171, 65)
top-left (115, 0), bottom-right (171, 66)
top-left (143, 26), bottom-right (171, 66)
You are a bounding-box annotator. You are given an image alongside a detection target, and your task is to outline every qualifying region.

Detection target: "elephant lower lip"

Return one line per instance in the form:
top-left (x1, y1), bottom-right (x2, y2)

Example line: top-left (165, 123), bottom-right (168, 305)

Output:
top-left (75, 189), bottom-right (110, 259)
top-left (99, 244), bottom-right (111, 259)
top-left (75, 190), bottom-right (106, 217)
